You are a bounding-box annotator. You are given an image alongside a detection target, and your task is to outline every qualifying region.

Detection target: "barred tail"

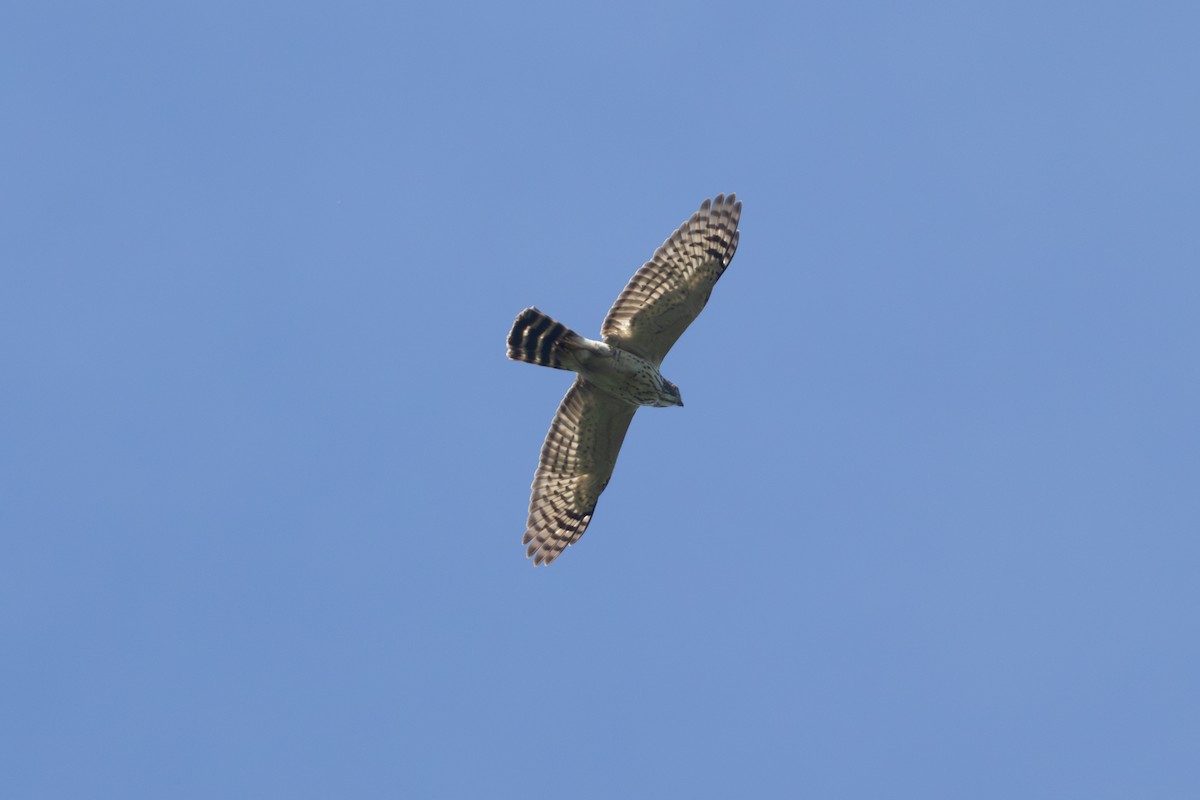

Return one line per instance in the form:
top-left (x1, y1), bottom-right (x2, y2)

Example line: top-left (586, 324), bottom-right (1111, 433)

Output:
top-left (507, 307), bottom-right (585, 370)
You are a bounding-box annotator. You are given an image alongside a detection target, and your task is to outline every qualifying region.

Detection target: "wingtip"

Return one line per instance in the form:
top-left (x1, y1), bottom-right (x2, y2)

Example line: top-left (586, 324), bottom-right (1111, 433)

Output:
top-left (525, 535), bottom-right (557, 566)
top-left (708, 193), bottom-right (739, 214)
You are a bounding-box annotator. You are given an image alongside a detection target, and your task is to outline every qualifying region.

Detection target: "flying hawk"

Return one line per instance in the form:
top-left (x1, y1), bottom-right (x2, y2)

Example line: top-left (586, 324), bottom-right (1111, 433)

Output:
top-left (507, 194), bottom-right (742, 565)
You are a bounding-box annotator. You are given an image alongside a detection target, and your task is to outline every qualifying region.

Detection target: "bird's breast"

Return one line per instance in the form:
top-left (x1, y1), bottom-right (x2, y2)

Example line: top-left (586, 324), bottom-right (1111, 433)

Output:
top-left (577, 345), bottom-right (667, 407)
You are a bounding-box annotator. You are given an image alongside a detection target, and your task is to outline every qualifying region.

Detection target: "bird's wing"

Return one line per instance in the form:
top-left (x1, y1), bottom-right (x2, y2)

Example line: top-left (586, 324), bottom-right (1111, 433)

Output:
top-left (600, 194), bottom-right (741, 366)
top-left (524, 379), bottom-right (637, 566)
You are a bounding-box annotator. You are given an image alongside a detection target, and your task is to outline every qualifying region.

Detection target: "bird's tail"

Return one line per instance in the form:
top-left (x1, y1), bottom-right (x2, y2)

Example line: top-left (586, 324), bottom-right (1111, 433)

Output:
top-left (507, 307), bottom-right (586, 371)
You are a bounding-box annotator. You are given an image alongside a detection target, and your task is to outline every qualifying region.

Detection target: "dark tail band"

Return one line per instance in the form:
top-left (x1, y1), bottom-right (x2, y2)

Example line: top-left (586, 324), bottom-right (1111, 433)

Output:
top-left (507, 307), bottom-right (580, 370)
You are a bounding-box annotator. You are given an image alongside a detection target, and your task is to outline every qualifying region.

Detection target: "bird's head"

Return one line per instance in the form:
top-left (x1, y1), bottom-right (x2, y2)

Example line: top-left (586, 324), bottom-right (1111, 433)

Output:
top-left (657, 379), bottom-right (684, 408)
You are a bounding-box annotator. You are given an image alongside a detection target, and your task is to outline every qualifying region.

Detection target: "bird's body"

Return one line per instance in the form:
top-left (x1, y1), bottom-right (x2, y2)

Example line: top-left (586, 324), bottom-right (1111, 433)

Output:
top-left (508, 309), bottom-right (682, 408)
top-left (507, 194), bottom-right (742, 565)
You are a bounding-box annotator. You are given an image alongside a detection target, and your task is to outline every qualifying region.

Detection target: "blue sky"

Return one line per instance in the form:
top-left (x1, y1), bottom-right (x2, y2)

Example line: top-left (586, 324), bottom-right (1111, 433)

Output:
top-left (4, 2), bottom-right (1199, 797)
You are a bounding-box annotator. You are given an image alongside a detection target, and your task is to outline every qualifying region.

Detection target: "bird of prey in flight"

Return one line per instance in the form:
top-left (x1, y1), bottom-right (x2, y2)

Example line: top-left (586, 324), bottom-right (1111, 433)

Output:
top-left (507, 194), bottom-right (742, 565)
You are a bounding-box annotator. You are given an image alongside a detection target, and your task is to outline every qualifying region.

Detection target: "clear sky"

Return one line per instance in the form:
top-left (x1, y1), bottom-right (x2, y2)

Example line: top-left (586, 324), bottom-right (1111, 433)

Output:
top-left (4, 2), bottom-right (1199, 798)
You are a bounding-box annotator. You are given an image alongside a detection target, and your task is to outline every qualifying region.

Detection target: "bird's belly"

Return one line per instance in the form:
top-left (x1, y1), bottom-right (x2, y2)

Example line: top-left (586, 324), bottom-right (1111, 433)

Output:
top-left (578, 350), bottom-right (664, 407)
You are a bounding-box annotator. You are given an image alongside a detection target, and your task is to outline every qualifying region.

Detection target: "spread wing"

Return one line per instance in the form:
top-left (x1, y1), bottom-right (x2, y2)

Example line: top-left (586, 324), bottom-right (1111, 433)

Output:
top-left (601, 194), bottom-right (741, 365)
top-left (524, 379), bottom-right (637, 566)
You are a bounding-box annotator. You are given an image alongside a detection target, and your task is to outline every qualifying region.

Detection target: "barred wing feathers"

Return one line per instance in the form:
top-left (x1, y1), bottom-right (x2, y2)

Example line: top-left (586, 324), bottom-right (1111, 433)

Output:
top-left (524, 379), bottom-right (637, 566)
top-left (600, 194), bottom-right (741, 366)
